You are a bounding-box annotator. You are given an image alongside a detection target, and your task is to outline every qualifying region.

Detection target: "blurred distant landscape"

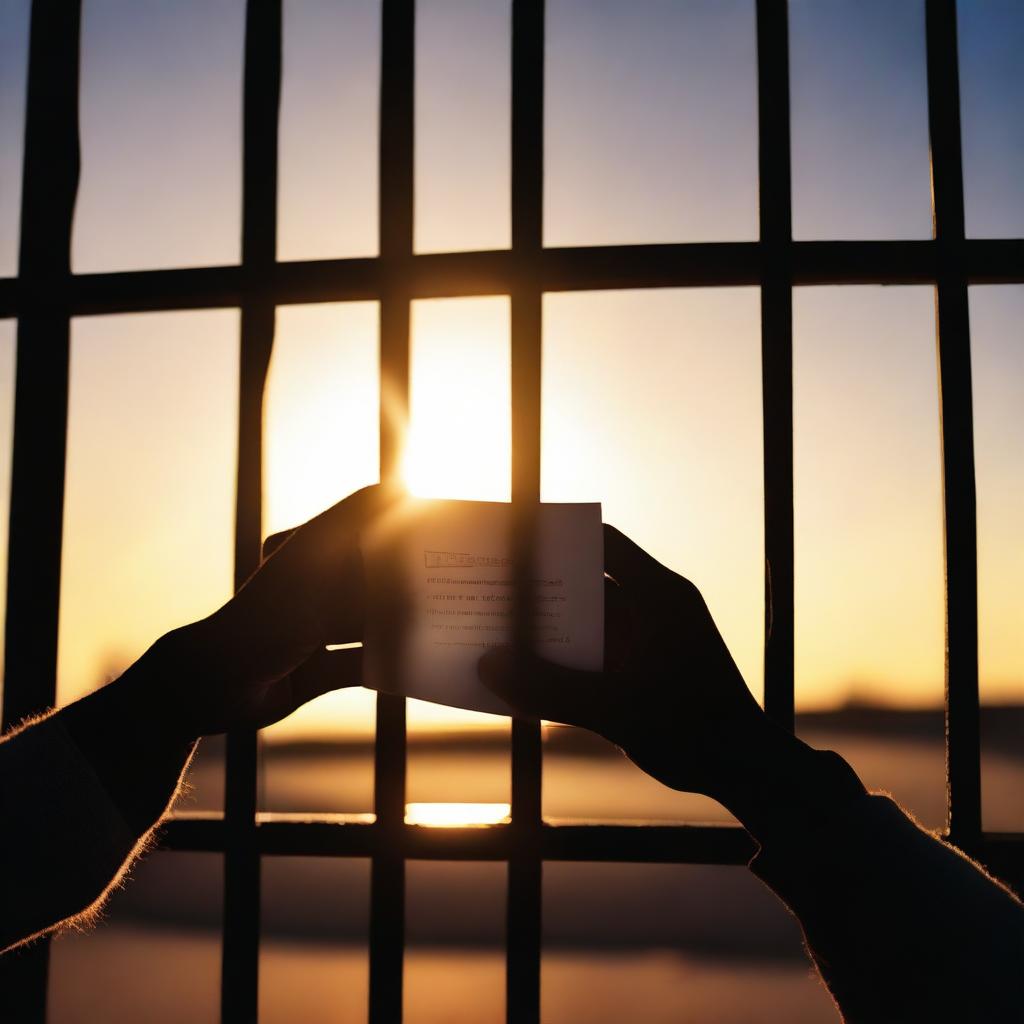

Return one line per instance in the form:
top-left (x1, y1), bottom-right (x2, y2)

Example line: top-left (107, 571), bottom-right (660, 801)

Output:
top-left (46, 701), bottom-right (1022, 1023)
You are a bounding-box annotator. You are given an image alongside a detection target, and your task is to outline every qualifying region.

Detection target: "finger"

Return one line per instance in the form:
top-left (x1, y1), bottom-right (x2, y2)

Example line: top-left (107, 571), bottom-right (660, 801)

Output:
top-left (477, 647), bottom-right (613, 733)
top-left (254, 484), bottom-right (400, 585)
top-left (604, 575), bottom-right (632, 671)
top-left (603, 524), bottom-right (673, 592)
top-left (287, 646), bottom-right (364, 708)
top-left (293, 482), bottom-right (403, 562)
top-left (241, 484), bottom-right (401, 625)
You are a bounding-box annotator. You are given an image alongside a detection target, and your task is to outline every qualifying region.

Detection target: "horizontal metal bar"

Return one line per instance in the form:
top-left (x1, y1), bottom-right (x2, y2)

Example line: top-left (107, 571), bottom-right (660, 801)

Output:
top-left (159, 817), bottom-right (754, 862)
top-left (160, 814), bottom-right (228, 852)
top-left (2, 240), bottom-right (1022, 319)
top-left (958, 238), bottom-right (1024, 282)
top-left (159, 816), bottom-right (1024, 867)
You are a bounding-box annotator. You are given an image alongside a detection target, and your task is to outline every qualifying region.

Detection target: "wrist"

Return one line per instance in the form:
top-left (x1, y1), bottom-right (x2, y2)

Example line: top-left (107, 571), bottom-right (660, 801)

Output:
top-left (70, 662), bottom-right (192, 752)
top-left (90, 627), bottom-right (209, 748)
top-left (60, 657), bottom-right (198, 834)
top-left (713, 719), bottom-right (866, 843)
top-left (143, 625), bottom-right (213, 745)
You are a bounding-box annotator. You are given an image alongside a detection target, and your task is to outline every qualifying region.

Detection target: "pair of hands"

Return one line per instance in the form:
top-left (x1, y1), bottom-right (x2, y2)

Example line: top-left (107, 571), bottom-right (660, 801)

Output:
top-left (158, 485), bottom-right (769, 806)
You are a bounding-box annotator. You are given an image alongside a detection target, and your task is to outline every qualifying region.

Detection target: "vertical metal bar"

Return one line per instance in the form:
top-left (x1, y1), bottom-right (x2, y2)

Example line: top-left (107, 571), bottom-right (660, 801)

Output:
top-left (756, 0), bottom-right (795, 730)
top-left (221, 2), bottom-right (280, 1020)
top-left (3, 0), bottom-right (80, 736)
top-left (370, 2), bottom-right (413, 1021)
top-left (508, 2), bottom-right (544, 1022)
top-left (0, 2), bottom-right (82, 1018)
top-left (925, 0), bottom-right (981, 844)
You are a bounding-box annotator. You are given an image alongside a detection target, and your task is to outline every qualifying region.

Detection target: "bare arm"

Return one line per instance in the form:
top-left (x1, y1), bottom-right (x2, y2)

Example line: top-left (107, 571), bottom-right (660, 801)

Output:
top-left (0, 651), bottom-right (196, 953)
top-left (0, 484), bottom-right (392, 954)
top-left (479, 524), bottom-right (1024, 1023)
top-left (716, 723), bottom-right (1024, 1022)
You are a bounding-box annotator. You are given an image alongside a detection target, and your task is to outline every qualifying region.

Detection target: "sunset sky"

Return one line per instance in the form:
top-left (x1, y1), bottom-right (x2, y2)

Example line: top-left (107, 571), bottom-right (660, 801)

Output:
top-left (0, 0), bottom-right (1020, 738)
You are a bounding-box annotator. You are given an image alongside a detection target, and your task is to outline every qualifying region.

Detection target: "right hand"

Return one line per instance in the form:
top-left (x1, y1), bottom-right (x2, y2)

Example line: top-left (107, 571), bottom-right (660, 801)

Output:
top-left (477, 524), bottom-right (771, 803)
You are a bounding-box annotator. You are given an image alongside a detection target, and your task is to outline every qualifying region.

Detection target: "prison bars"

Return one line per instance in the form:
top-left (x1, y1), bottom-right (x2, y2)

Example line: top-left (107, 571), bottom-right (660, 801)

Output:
top-left (2, 3), bottom-right (1023, 1023)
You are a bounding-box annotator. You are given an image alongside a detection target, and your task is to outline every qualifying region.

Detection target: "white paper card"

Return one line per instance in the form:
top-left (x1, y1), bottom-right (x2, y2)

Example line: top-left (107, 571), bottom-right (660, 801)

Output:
top-left (362, 499), bottom-right (603, 715)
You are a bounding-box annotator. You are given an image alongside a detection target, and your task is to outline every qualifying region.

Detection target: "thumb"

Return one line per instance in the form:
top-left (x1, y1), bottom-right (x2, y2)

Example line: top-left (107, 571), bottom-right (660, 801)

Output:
top-left (288, 646), bottom-right (364, 708)
top-left (477, 647), bottom-right (612, 733)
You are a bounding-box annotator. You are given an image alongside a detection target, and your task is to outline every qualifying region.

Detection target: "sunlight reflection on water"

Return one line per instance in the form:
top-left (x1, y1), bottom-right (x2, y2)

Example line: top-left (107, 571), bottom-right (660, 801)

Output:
top-left (404, 802), bottom-right (511, 827)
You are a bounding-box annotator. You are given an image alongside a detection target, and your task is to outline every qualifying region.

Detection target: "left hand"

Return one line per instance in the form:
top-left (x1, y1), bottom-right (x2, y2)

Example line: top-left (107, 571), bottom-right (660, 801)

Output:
top-left (148, 483), bottom-right (396, 739)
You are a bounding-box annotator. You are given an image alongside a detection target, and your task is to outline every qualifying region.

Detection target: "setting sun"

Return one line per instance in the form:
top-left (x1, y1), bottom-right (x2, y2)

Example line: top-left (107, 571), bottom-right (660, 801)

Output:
top-left (402, 296), bottom-right (511, 503)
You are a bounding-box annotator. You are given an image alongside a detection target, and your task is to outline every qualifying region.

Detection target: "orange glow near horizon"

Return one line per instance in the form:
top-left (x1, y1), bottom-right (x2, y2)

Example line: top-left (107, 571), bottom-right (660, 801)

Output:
top-left (30, 289), bottom-right (1022, 736)
top-left (54, 311), bottom-right (238, 709)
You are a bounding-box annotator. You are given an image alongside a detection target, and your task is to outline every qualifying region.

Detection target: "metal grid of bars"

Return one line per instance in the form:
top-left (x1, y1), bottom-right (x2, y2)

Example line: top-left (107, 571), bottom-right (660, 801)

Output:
top-left (1, 1), bottom-right (1022, 1021)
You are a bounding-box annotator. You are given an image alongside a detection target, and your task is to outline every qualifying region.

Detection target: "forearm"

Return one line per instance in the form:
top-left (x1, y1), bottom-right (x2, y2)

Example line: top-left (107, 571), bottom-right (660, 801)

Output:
top-left (0, 640), bottom-right (196, 952)
top-left (714, 723), bottom-right (1024, 1022)
top-left (61, 638), bottom-right (199, 834)
top-left (710, 719), bottom-right (866, 845)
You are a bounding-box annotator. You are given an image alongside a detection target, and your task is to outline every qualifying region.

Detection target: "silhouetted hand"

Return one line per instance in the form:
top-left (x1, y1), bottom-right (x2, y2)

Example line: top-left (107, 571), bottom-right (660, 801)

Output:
top-left (147, 484), bottom-right (396, 741)
top-left (478, 524), bottom-right (774, 807)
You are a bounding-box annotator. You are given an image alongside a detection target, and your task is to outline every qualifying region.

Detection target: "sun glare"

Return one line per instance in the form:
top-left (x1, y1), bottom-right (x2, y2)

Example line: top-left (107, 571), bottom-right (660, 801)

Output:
top-left (263, 302), bottom-right (380, 539)
top-left (402, 297), bottom-right (511, 502)
top-left (404, 802), bottom-right (512, 827)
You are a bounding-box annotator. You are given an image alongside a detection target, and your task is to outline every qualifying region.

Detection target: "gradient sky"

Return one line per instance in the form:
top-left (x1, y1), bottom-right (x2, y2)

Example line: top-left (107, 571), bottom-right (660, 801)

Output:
top-left (0, 0), bottom-right (1021, 736)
